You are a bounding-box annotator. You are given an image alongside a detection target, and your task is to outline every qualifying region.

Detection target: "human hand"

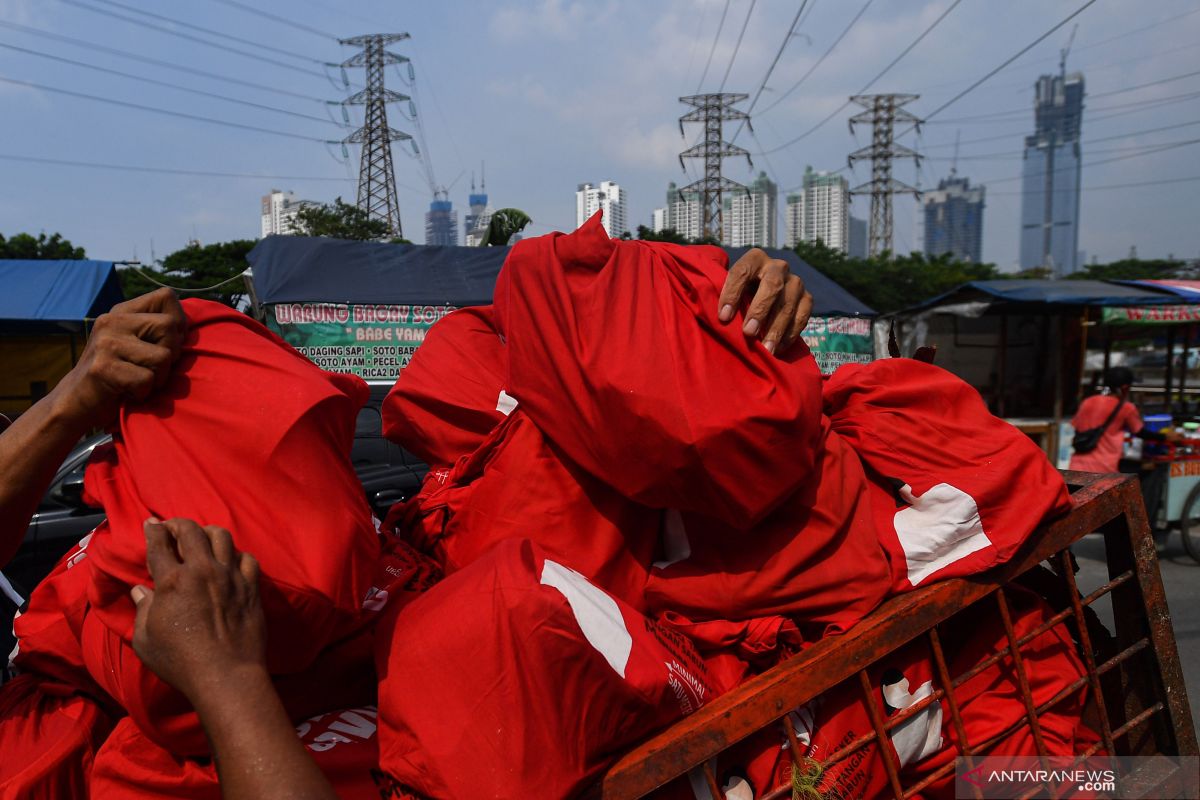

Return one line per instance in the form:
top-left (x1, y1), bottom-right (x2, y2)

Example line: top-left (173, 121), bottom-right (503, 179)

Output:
top-left (51, 288), bottom-right (186, 430)
top-left (717, 248), bottom-right (814, 355)
top-left (131, 517), bottom-right (266, 704)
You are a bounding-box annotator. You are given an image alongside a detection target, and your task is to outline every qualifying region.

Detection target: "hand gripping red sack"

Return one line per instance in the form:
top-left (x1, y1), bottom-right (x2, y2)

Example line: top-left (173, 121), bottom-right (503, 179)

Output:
top-left (75, 299), bottom-right (381, 753)
top-left (0, 673), bottom-right (115, 800)
top-left (492, 212), bottom-right (825, 529)
top-left (823, 359), bottom-right (1072, 593)
top-left (375, 538), bottom-right (732, 800)
top-left (381, 304), bottom-right (508, 466)
top-left (90, 707), bottom-right (385, 800)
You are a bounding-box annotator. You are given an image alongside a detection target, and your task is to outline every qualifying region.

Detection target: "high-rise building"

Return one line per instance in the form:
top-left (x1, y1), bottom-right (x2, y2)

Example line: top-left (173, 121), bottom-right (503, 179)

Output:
top-left (464, 174), bottom-right (491, 247)
top-left (260, 189), bottom-right (315, 237)
top-left (727, 171), bottom-right (778, 248)
top-left (576, 181), bottom-right (627, 238)
top-left (923, 172), bottom-right (985, 263)
top-left (1019, 70), bottom-right (1084, 276)
top-left (785, 166), bottom-right (851, 251)
top-left (652, 182), bottom-right (702, 241)
top-left (848, 216), bottom-right (868, 259)
top-left (424, 192), bottom-right (458, 246)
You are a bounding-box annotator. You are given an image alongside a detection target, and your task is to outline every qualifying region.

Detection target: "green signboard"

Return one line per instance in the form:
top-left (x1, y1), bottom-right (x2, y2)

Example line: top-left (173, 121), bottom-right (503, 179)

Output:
top-left (267, 304), bottom-right (874, 382)
top-left (1101, 305), bottom-right (1200, 325)
top-left (802, 316), bottom-right (874, 374)
top-left (265, 302), bottom-right (457, 383)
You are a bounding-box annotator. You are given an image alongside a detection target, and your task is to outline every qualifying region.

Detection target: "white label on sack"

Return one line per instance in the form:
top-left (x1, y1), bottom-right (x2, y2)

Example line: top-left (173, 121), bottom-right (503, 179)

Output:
top-left (894, 483), bottom-right (992, 586)
top-left (496, 390), bottom-right (518, 416)
top-left (884, 677), bottom-right (944, 766)
top-left (540, 559), bottom-right (632, 679)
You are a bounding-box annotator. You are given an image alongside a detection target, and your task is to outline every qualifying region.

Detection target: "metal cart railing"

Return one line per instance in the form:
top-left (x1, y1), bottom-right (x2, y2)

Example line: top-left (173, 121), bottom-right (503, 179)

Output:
top-left (599, 472), bottom-right (1198, 799)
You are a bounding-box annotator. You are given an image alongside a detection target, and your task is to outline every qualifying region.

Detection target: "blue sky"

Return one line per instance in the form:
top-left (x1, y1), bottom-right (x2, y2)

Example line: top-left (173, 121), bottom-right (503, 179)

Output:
top-left (1, 0), bottom-right (1197, 268)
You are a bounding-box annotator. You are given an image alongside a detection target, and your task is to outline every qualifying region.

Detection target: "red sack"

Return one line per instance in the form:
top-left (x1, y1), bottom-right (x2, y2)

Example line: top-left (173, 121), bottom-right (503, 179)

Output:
top-left (493, 212), bottom-right (825, 529)
top-left (382, 305), bottom-right (508, 466)
top-left (0, 673), bottom-right (115, 800)
top-left (823, 359), bottom-right (1072, 592)
top-left (90, 707), bottom-right (384, 800)
top-left (393, 409), bottom-right (658, 609)
top-left (375, 538), bottom-right (732, 800)
top-left (22, 300), bottom-right (382, 754)
top-left (644, 422), bottom-right (891, 631)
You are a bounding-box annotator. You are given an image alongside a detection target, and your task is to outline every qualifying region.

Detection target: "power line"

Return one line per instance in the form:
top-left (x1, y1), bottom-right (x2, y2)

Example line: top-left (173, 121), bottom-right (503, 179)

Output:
top-left (717, 0), bottom-right (758, 92)
top-left (696, 0), bottom-right (731, 92)
top-left (1089, 68), bottom-right (1200, 100)
top-left (927, 87), bottom-right (1200, 124)
top-left (61, 0), bottom-right (329, 79)
top-left (984, 137), bottom-right (1200, 186)
top-left (924, 136), bottom-right (1200, 162)
top-left (729, 0), bottom-right (812, 143)
top-left (206, 0), bottom-right (334, 40)
top-left (0, 74), bottom-right (327, 142)
top-left (0, 152), bottom-right (358, 182)
top-left (987, 174), bottom-right (1200, 196)
top-left (78, 0), bottom-right (327, 64)
top-left (756, 0), bottom-right (962, 155)
top-left (0, 20), bottom-right (329, 103)
top-left (1072, 5), bottom-right (1200, 55)
top-left (904, 0), bottom-right (1098, 134)
top-left (0, 40), bottom-right (339, 126)
top-left (756, 0), bottom-right (876, 117)
top-left (921, 118), bottom-right (1200, 150)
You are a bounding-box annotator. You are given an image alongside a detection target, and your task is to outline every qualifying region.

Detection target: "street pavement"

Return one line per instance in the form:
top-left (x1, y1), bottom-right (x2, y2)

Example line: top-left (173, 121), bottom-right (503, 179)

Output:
top-left (1071, 531), bottom-right (1200, 739)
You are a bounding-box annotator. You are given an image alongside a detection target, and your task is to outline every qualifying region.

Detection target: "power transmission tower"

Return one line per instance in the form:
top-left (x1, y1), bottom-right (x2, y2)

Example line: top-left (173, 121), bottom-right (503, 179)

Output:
top-left (678, 93), bottom-right (752, 242)
top-left (338, 34), bottom-right (413, 238)
top-left (847, 94), bottom-right (922, 257)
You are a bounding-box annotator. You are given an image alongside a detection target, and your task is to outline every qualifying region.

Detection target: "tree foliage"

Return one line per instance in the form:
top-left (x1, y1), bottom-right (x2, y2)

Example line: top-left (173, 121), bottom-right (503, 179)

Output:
top-left (795, 238), bottom-right (1001, 314)
top-left (635, 225), bottom-right (688, 244)
top-left (0, 231), bottom-right (85, 259)
top-left (119, 240), bottom-right (256, 308)
top-left (1065, 258), bottom-right (1184, 282)
top-left (292, 197), bottom-right (409, 242)
top-left (478, 208), bottom-right (531, 246)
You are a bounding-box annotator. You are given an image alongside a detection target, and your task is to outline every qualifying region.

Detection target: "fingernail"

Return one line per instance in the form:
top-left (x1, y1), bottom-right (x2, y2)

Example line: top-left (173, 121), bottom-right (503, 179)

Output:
top-left (145, 516), bottom-right (161, 525)
top-left (131, 586), bottom-right (146, 603)
top-left (719, 304), bottom-right (734, 322)
top-left (764, 340), bottom-right (776, 354)
top-left (743, 318), bottom-right (760, 336)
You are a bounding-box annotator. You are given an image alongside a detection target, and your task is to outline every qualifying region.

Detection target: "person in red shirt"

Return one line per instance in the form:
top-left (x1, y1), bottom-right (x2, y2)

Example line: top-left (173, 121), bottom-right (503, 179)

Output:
top-left (1069, 367), bottom-right (1173, 474)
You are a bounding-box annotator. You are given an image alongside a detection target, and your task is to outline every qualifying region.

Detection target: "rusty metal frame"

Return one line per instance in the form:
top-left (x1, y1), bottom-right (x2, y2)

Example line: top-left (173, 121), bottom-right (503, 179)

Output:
top-left (598, 472), bottom-right (1199, 799)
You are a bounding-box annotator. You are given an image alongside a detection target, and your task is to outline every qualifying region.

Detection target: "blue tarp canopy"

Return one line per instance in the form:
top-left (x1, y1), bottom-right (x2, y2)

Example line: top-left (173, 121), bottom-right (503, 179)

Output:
top-left (247, 236), bottom-right (876, 317)
top-left (0, 260), bottom-right (124, 324)
top-left (899, 279), bottom-right (1181, 314)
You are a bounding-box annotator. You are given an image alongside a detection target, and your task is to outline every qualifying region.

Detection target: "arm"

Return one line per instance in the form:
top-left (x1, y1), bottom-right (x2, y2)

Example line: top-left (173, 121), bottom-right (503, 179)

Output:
top-left (717, 248), bottom-right (814, 355)
top-left (0, 288), bottom-right (185, 567)
top-left (131, 518), bottom-right (336, 800)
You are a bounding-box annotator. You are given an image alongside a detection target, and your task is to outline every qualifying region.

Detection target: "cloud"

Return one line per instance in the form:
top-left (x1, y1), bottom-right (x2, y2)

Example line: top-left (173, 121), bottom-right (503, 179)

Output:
top-left (604, 121), bottom-right (687, 169)
top-left (489, 0), bottom-right (602, 43)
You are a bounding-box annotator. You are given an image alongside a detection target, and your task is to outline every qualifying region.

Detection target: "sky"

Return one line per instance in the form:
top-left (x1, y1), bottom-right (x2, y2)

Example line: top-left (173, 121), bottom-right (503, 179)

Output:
top-left (0, 0), bottom-right (1198, 269)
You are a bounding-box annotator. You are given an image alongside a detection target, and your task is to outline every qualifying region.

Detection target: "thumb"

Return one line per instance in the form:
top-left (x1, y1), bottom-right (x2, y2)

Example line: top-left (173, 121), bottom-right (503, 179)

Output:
top-left (130, 584), bottom-right (154, 640)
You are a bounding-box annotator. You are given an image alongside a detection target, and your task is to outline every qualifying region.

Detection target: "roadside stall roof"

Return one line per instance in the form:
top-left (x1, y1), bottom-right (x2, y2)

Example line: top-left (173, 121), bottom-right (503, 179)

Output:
top-left (1114, 279), bottom-right (1200, 301)
top-left (0, 259), bottom-right (124, 324)
top-left (895, 279), bottom-right (1182, 315)
top-left (247, 235), bottom-right (876, 317)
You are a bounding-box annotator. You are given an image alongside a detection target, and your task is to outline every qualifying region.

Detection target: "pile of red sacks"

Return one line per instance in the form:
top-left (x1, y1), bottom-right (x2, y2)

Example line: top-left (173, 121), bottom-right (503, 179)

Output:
top-left (2, 213), bottom-right (1082, 800)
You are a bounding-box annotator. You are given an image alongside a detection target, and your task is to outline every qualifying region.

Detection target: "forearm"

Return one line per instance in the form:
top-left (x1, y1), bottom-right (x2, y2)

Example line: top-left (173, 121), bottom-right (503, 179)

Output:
top-left (192, 665), bottom-right (336, 800)
top-left (0, 385), bottom-right (91, 567)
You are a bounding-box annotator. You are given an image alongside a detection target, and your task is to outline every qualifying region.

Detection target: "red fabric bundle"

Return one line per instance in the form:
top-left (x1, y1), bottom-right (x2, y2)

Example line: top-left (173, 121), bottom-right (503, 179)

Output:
top-left (0, 673), bottom-right (115, 800)
top-left (90, 707), bottom-right (384, 800)
top-left (17, 299), bottom-right (381, 755)
top-left (493, 212), bottom-right (825, 530)
top-left (382, 305), bottom-right (508, 467)
top-left (644, 421), bottom-right (890, 631)
top-left (823, 359), bottom-right (1072, 593)
top-left (375, 538), bottom-right (731, 799)
top-left (391, 409), bottom-right (658, 610)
